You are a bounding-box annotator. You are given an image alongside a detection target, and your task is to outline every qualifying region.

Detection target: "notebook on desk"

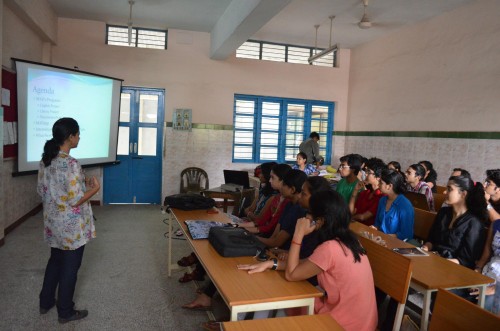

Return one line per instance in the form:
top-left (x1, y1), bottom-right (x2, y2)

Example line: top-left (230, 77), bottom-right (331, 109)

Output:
top-left (223, 170), bottom-right (250, 189)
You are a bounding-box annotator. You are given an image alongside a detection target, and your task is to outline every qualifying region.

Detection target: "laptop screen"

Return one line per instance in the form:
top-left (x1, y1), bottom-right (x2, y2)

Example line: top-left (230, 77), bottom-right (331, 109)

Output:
top-left (223, 170), bottom-right (250, 189)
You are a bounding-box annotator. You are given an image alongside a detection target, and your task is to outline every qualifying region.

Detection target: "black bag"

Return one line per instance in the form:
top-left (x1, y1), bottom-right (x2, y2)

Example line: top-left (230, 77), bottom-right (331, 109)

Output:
top-left (208, 227), bottom-right (266, 257)
top-left (164, 193), bottom-right (215, 210)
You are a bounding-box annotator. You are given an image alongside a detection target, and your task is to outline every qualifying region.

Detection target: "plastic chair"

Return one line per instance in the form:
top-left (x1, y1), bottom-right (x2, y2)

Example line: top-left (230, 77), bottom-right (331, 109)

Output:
top-left (180, 167), bottom-right (209, 194)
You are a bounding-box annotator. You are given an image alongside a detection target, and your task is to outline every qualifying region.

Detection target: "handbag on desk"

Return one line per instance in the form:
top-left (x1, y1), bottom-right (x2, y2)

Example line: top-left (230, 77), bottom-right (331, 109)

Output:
top-left (208, 227), bottom-right (265, 257)
top-left (164, 193), bottom-right (215, 210)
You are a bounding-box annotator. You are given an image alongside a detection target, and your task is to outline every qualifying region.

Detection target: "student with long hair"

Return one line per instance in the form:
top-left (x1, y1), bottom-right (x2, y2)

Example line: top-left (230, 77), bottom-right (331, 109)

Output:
top-left (405, 163), bottom-right (435, 211)
top-left (422, 176), bottom-right (487, 268)
top-left (38, 118), bottom-right (100, 323)
top-left (349, 158), bottom-right (387, 226)
top-left (285, 190), bottom-right (377, 331)
top-left (292, 152), bottom-right (318, 176)
top-left (244, 162), bottom-right (278, 220)
top-left (373, 169), bottom-right (414, 241)
top-left (387, 161), bottom-right (402, 174)
top-left (419, 160), bottom-right (438, 193)
top-left (257, 169), bottom-right (308, 248)
top-left (238, 164), bottom-right (291, 236)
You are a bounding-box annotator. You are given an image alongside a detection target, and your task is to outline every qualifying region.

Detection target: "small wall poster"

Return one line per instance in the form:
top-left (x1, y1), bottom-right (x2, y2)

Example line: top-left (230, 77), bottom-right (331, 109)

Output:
top-left (173, 108), bottom-right (192, 131)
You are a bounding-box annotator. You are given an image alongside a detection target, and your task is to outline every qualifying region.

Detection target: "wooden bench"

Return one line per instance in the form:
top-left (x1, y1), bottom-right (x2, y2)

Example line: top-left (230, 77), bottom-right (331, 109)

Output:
top-left (358, 235), bottom-right (413, 331)
top-left (413, 208), bottom-right (436, 242)
top-left (433, 193), bottom-right (446, 211)
top-left (429, 289), bottom-right (500, 331)
top-left (435, 185), bottom-right (446, 194)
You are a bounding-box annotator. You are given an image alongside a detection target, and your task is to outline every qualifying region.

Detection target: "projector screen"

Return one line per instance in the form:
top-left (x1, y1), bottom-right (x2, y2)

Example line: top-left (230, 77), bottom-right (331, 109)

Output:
top-left (14, 59), bottom-right (123, 173)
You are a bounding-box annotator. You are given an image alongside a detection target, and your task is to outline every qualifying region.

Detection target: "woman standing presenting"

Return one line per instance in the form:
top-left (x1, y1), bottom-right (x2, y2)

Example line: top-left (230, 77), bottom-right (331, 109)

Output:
top-left (38, 118), bottom-right (100, 323)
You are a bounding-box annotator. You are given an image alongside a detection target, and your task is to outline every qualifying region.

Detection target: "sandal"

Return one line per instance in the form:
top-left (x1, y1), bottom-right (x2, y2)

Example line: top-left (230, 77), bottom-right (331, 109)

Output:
top-left (201, 321), bottom-right (222, 331)
top-left (177, 252), bottom-right (198, 267)
top-left (178, 269), bottom-right (205, 283)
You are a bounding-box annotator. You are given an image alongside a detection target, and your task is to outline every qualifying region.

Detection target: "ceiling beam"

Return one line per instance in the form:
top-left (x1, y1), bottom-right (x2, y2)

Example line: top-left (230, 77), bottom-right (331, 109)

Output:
top-left (210, 0), bottom-right (291, 60)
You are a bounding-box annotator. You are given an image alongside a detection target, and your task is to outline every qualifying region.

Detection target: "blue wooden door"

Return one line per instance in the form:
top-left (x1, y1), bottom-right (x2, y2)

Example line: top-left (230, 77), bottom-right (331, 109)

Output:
top-left (103, 87), bottom-right (164, 204)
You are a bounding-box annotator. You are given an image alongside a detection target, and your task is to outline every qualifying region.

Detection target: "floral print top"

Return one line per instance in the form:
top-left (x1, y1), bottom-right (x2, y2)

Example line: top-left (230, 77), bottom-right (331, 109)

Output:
top-left (37, 151), bottom-right (95, 250)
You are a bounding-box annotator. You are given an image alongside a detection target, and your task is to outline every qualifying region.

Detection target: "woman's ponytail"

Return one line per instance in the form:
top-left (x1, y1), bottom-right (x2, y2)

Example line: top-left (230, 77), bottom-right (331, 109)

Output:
top-left (449, 176), bottom-right (488, 221)
top-left (41, 118), bottom-right (79, 167)
top-left (42, 138), bottom-right (60, 167)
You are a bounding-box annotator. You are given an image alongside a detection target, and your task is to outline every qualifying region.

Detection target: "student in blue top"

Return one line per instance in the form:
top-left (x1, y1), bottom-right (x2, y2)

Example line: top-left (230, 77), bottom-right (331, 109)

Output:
top-left (372, 169), bottom-right (414, 241)
top-left (292, 152), bottom-right (318, 176)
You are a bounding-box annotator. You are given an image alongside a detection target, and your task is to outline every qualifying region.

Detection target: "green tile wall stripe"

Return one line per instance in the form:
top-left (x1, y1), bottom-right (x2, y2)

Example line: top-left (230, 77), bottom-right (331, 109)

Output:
top-left (333, 131), bottom-right (500, 139)
top-left (166, 122), bottom-right (234, 130)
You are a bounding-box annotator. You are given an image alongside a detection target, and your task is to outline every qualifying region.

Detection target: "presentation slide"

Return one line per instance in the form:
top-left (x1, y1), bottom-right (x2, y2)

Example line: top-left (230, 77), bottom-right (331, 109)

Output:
top-left (15, 60), bottom-right (122, 173)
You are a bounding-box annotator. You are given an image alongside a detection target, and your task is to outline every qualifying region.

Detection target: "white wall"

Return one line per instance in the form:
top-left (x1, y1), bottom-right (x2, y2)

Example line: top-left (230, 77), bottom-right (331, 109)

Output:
top-left (2, 4), bottom-right (46, 231)
top-left (347, 0), bottom-right (500, 131)
top-left (52, 19), bottom-right (350, 128)
top-left (52, 18), bottom-right (351, 198)
top-left (339, 0), bottom-right (500, 183)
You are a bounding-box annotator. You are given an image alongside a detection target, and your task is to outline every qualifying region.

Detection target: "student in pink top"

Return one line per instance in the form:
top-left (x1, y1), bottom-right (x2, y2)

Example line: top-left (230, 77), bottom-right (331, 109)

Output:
top-left (285, 190), bottom-right (378, 331)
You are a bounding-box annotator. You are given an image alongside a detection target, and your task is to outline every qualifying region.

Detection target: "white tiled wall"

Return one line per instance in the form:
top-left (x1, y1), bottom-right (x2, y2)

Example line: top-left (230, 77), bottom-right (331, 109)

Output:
top-left (338, 136), bottom-right (500, 185)
top-left (161, 127), bottom-right (258, 197)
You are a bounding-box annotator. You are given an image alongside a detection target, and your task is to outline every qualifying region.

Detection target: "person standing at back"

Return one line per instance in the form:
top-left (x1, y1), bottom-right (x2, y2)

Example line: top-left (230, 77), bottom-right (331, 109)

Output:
top-left (38, 118), bottom-right (100, 324)
top-left (299, 132), bottom-right (320, 165)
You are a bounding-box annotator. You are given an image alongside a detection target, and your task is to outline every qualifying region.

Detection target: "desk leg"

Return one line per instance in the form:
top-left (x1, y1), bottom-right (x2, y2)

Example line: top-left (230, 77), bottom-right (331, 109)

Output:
top-left (477, 285), bottom-right (486, 308)
top-left (229, 298), bottom-right (315, 321)
top-left (168, 212), bottom-right (173, 277)
top-left (421, 290), bottom-right (431, 331)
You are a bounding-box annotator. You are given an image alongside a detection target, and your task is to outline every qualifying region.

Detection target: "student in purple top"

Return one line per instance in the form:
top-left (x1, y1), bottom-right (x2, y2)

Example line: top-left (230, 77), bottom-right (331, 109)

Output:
top-left (405, 163), bottom-right (435, 211)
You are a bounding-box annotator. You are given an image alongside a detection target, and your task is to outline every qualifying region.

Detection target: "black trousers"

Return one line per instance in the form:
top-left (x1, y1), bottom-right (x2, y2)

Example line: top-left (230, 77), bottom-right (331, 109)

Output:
top-left (39, 245), bottom-right (85, 318)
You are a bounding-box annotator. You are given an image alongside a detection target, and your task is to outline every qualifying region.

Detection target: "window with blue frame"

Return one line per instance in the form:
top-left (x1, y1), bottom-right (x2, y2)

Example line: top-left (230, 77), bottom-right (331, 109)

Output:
top-left (233, 94), bottom-right (334, 164)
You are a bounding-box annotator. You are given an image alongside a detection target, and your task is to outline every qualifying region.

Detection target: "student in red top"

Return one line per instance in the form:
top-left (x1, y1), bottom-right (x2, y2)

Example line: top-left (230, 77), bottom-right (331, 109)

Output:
top-left (238, 163), bottom-right (291, 237)
top-left (349, 158), bottom-right (387, 226)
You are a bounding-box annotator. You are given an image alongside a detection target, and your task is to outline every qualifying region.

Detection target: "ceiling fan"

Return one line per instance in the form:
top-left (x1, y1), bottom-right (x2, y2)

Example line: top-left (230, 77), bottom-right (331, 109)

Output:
top-left (128, 0), bottom-right (135, 45)
top-left (358, 0), bottom-right (372, 29)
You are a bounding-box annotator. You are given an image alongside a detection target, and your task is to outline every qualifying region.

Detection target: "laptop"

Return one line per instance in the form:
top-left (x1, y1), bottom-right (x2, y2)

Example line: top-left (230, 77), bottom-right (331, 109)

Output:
top-left (223, 170), bottom-right (250, 189)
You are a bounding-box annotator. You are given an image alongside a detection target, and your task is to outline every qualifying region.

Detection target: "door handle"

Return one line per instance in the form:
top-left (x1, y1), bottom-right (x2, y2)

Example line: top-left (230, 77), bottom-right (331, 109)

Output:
top-left (129, 142), bottom-right (133, 153)
top-left (134, 142), bottom-right (137, 153)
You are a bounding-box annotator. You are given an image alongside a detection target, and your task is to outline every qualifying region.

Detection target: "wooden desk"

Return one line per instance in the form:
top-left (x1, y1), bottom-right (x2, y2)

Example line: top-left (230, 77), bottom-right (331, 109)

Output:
top-left (222, 314), bottom-right (344, 331)
top-left (203, 187), bottom-right (254, 213)
top-left (167, 209), bottom-right (323, 321)
top-left (350, 221), bottom-right (494, 331)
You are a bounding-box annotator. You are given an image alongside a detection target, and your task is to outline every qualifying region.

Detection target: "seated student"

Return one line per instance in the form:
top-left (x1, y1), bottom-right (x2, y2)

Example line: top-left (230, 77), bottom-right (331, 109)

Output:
top-left (451, 167), bottom-right (471, 179)
top-left (244, 162), bottom-right (277, 220)
top-left (422, 175), bottom-right (487, 303)
top-left (236, 176), bottom-right (332, 320)
top-left (239, 164), bottom-right (291, 236)
top-left (257, 169), bottom-right (308, 249)
top-left (387, 161), bottom-right (402, 174)
top-left (373, 169), bottom-right (414, 241)
top-left (474, 218), bottom-right (500, 314)
top-left (356, 155), bottom-right (368, 182)
top-left (292, 152), bottom-right (318, 176)
top-left (419, 160), bottom-right (438, 193)
top-left (484, 169), bottom-right (500, 223)
top-left (349, 158), bottom-right (387, 226)
top-left (336, 154), bottom-right (362, 203)
top-left (405, 163), bottom-right (435, 211)
top-left (285, 190), bottom-right (377, 331)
